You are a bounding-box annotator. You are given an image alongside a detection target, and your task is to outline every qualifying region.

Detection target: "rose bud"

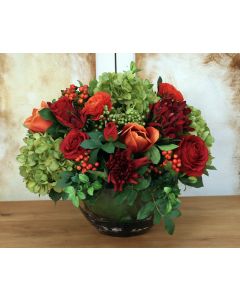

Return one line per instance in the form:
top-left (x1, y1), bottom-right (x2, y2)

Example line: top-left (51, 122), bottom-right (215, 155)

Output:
top-left (24, 101), bottom-right (53, 133)
top-left (103, 122), bottom-right (118, 142)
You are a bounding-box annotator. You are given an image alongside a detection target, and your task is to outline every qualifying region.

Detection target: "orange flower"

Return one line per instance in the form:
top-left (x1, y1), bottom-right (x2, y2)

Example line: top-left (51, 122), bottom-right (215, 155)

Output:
top-left (82, 91), bottom-right (112, 120)
top-left (24, 101), bottom-right (53, 133)
top-left (120, 123), bottom-right (160, 153)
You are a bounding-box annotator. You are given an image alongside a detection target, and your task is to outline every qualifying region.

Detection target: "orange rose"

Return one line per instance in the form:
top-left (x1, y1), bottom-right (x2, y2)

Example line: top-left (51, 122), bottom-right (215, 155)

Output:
top-left (120, 123), bottom-right (160, 153)
top-left (82, 91), bottom-right (112, 120)
top-left (24, 101), bottom-right (53, 133)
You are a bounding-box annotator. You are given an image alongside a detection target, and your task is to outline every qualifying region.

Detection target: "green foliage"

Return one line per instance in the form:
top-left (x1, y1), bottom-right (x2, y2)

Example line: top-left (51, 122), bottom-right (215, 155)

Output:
top-left (146, 145), bottom-right (161, 164)
top-left (179, 175), bottom-right (203, 188)
top-left (88, 79), bottom-right (98, 96)
top-left (63, 173), bottom-right (103, 208)
top-left (158, 144), bottom-right (179, 151)
top-left (189, 105), bottom-right (214, 148)
top-left (17, 133), bottom-right (73, 195)
top-left (94, 62), bottom-right (159, 115)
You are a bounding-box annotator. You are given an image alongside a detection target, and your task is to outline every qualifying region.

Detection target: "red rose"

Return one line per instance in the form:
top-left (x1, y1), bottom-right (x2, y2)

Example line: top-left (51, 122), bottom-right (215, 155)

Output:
top-left (48, 96), bottom-right (86, 128)
top-left (103, 122), bottom-right (118, 142)
top-left (60, 129), bottom-right (89, 160)
top-left (158, 83), bottom-right (184, 102)
top-left (176, 135), bottom-right (209, 177)
top-left (82, 91), bottom-right (112, 120)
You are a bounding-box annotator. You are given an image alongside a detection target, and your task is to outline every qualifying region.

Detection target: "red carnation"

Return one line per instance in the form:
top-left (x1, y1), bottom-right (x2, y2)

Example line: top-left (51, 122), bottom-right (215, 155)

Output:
top-left (158, 83), bottom-right (184, 102)
top-left (106, 149), bottom-right (149, 191)
top-left (60, 129), bottom-right (89, 160)
top-left (82, 91), bottom-right (112, 120)
top-left (149, 99), bottom-right (193, 138)
top-left (104, 122), bottom-right (118, 142)
top-left (176, 135), bottom-right (209, 177)
top-left (48, 96), bottom-right (86, 128)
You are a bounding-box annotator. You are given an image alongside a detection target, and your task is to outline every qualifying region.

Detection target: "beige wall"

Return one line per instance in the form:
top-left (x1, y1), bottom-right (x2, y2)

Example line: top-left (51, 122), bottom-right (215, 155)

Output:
top-left (136, 53), bottom-right (240, 196)
top-left (0, 54), bottom-right (96, 200)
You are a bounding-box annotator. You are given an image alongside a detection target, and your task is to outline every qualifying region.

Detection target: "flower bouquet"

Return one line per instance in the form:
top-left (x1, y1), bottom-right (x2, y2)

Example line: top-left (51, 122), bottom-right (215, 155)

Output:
top-left (17, 62), bottom-right (215, 236)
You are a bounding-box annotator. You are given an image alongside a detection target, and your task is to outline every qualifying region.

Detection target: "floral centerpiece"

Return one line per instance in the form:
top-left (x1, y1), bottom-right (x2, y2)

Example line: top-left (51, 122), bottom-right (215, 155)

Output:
top-left (17, 62), bottom-right (215, 236)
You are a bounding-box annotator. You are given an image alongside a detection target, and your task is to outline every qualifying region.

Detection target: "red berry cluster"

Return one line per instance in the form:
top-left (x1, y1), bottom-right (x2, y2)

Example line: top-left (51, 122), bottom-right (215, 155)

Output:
top-left (62, 84), bottom-right (89, 104)
top-left (161, 150), bottom-right (182, 173)
top-left (75, 150), bottom-right (99, 174)
top-left (78, 85), bottom-right (89, 104)
top-left (146, 165), bottom-right (162, 175)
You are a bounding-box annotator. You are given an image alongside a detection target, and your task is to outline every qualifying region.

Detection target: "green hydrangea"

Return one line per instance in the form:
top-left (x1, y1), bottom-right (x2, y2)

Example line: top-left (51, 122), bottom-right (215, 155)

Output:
top-left (94, 62), bottom-right (159, 115)
top-left (189, 106), bottom-right (214, 148)
top-left (17, 132), bottom-right (73, 195)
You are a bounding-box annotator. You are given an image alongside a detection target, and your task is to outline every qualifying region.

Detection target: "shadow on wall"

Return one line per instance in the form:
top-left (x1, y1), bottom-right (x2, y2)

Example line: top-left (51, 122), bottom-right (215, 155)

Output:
top-left (136, 53), bottom-right (240, 196)
top-left (0, 53), bottom-right (96, 201)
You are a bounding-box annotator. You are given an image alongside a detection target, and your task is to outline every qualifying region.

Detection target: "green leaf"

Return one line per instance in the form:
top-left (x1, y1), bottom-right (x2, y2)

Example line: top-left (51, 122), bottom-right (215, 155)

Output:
top-left (38, 108), bottom-right (56, 122)
top-left (64, 186), bottom-right (75, 196)
top-left (71, 194), bottom-right (80, 207)
top-left (92, 181), bottom-right (102, 190)
top-left (87, 186), bottom-right (94, 196)
top-left (164, 186), bottom-right (172, 194)
top-left (77, 191), bottom-right (86, 200)
top-left (168, 209), bottom-right (181, 218)
top-left (134, 177), bottom-right (151, 191)
top-left (158, 144), bottom-right (179, 151)
top-left (179, 176), bottom-right (203, 188)
top-left (127, 190), bottom-right (138, 206)
top-left (55, 171), bottom-right (72, 189)
top-left (81, 139), bottom-right (102, 149)
top-left (153, 210), bottom-right (162, 224)
top-left (88, 170), bottom-right (107, 181)
top-left (114, 141), bottom-right (126, 149)
top-left (49, 189), bottom-right (62, 201)
top-left (140, 190), bottom-right (152, 202)
top-left (87, 131), bottom-right (103, 141)
top-left (163, 217), bottom-right (175, 235)
top-left (88, 79), bottom-right (98, 96)
top-left (137, 202), bottom-right (154, 220)
top-left (206, 165), bottom-right (217, 170)
top-left (146, 145), bottom-right (161, 164)
top-left (101, 142), bottom-right (115, 153)
top-left (137, 165), bottom-right (149, 175)
top-left (114, 189), bottom-right (130, 204)
top-left (89, 148), bottom-right (99, 164)
top-left (79, 174), bottom-right (89, 183)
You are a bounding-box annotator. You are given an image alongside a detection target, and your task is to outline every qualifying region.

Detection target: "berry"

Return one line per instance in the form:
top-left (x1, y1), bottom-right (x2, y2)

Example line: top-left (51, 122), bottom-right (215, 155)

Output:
top-left (76, 166), bottom-right (81, 170)
top-left (79, 86), bottom-right (84, 92)
top-left (83, 94), bottom-right (88, 99)
top-left (79, 155), bottom-right (83, 160)
top-left (94, 162), bottom-right (99, 167)
top-left (78, 99), bottom-right (83, 104)
top-left (87, 164), bottom-right (93, 170)
top-left (81, 162), bottom-right (87, 168)
top-left (175, 168), bottom-right (180, 172)
top-left (92, 167), bottom-right (97, 171)
top-left (162, 151), bottom-right (167, 156)
top-left (83, 156), bottom-right (89, 162)
top-left (173, 159), bottom-right (178, 164)
top-left (167, 150), bottom-right (172, 154)
top-left (177, 163), bottom-right (181, 167)
top-left (173, 154), bottom-right (178, 159)
top-left (82, 168), bottom-right (87, 173)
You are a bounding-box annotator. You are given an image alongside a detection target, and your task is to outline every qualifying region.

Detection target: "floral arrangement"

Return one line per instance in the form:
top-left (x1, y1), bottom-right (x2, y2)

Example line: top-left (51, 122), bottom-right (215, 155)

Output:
top-left (17, 62), bottom-right (215, 235)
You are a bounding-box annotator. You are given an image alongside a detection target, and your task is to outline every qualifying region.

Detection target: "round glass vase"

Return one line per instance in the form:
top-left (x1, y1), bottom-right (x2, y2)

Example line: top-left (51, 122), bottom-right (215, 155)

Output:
top-left (80, 187), bottom-right (153, 237)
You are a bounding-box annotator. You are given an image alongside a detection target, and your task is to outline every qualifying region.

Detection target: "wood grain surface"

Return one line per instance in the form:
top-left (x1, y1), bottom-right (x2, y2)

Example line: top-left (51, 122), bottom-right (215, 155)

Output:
top-left (0, 196), bottom-right (240, 248)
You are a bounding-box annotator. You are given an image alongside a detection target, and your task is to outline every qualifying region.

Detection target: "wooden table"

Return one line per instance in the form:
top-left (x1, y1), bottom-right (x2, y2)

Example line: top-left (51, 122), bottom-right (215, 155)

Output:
top-left (0, 196), bottom-right (240, 247)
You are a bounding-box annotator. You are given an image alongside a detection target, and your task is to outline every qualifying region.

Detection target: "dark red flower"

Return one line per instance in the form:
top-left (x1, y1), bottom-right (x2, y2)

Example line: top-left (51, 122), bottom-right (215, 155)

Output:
top-left (149, 99), bottom-right (193, 138)
top-left (103, 122), bottom-right (118, 142)
top-left (176, 135), bottom-right (209, 177)
top-left (158, 83), bottom-right (184, 102)
top-left (48, 96), bottom-right (86, 128)
top-left (106, 149), bottom-right (149, 191)
top-left (82, 91), bottom-right (112, 120)
top-left (60, 129), bottom-right (89, 160)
